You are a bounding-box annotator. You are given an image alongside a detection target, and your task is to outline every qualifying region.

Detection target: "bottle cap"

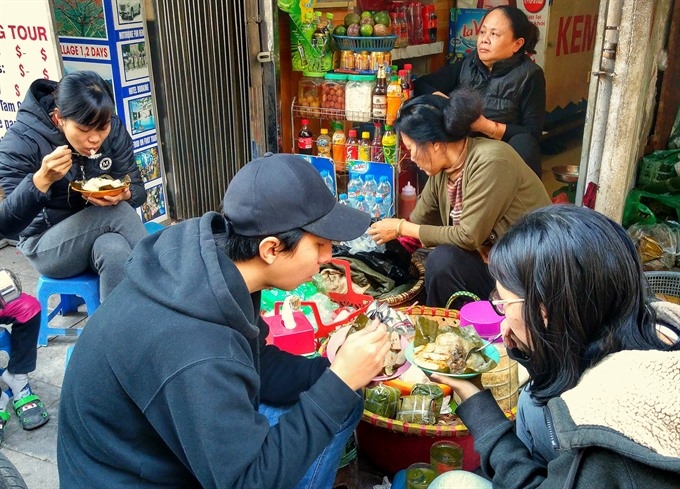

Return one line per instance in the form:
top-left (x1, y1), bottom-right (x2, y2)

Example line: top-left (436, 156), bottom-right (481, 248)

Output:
top-left (384, 125), bottom-right (392, 130)
top-left (321, 170), bottom-right (329, 177)
top-left (379, 175), bottom-right (388, 182)
top-left (404, 63), bottom-right (412, 70)
top-left (362, 131), bottom-right (370, 139)
top-left (402, 181), bottom-right (416, 195)
top-left (301, 119), bottom-right (309, 125)
top-left (348, 129), bottom-right (357, 137)
top-left (320, 128), bottom-right (329, 134)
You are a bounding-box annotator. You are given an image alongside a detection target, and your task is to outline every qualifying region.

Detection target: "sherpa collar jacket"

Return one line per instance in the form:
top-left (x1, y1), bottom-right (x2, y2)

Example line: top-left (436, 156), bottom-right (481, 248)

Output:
top-left (457, 302), bottom-right (680, 488)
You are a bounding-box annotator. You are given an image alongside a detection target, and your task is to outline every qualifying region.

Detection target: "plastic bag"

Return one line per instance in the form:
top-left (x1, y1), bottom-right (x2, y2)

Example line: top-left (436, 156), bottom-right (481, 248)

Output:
top-left (627, 222), bottom-right (678, 270)
top-left (669, 106), bottom-right (680, 149)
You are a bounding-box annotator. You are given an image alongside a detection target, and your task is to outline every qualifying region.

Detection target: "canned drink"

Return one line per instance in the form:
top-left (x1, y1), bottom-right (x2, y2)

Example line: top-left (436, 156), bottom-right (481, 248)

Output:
top-left (340, 50), bottom-right (355, 71)
top-left (354, 51), bottom-right (370, 71)
top-left (371, 51), bottom-right (385, 72)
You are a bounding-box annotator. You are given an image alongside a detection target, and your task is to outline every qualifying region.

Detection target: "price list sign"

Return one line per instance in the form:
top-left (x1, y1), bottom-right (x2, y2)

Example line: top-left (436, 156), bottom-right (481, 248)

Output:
top-left (0, 0), bottom-right (63, 139)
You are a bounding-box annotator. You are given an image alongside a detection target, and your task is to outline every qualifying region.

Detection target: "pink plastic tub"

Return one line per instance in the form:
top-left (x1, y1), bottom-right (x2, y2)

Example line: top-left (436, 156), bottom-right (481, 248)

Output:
top-left (458, 300), bottom-right (503, 340)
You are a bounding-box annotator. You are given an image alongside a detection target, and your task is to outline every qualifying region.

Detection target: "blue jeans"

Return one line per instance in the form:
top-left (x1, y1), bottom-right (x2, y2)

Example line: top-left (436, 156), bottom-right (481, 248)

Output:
top-left (516, 386), bottom-right (558, 466)
top-left (18, 203), bottom-right (147, 300)
top-left (258, 400), bottom-right (362, 489)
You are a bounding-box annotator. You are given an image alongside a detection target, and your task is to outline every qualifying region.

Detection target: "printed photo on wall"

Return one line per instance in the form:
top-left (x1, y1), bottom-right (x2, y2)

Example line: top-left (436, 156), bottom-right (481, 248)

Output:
top-left (53, 0), bottom-right (107, 39)
top-left (114, 0), bottom-right (143, 29)
top-left (124, 94), bottom-right (156, 137)
top-left (119, 40), bottom-right (149, 84)
top-left (141, 182), bottom-right (166, 223)
top-left (134, 145), bottom-right (160, 184)
top-left (63, 61), bottom-right (115, 105)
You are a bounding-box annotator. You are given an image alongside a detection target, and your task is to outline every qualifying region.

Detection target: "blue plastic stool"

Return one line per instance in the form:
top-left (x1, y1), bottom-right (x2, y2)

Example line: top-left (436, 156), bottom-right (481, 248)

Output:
top-left (36, 273), bottom-right (101, 346)
top-left (144, 221), bottom-right (165, 234)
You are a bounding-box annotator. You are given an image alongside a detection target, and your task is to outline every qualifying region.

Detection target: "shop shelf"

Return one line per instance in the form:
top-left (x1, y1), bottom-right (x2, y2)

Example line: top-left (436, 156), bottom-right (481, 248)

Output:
top-left (291, 97), bottom-right (386, 123)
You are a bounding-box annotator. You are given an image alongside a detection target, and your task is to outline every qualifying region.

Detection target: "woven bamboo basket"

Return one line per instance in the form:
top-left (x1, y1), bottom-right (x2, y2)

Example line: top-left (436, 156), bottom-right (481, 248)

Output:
top-left (356, 305), bottom-right (518, 475)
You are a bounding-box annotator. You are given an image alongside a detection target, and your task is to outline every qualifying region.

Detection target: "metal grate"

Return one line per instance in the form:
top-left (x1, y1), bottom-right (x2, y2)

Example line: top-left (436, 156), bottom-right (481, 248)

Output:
top-left (146, 1), bottom-right (252, 219)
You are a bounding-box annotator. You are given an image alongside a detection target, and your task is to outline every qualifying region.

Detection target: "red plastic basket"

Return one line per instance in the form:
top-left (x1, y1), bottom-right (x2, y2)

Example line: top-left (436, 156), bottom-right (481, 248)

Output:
top-left (272, 258), bottom-right (372, 339)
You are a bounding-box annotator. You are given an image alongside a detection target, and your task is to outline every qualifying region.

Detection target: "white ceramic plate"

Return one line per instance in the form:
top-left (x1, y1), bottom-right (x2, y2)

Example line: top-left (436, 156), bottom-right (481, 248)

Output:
top-left (404, 340), bottom-right (500, 378)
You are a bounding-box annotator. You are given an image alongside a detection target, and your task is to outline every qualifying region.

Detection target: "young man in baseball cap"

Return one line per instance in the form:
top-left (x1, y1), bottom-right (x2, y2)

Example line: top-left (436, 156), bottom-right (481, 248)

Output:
top-left (58, 153), bottom-right (389, 488)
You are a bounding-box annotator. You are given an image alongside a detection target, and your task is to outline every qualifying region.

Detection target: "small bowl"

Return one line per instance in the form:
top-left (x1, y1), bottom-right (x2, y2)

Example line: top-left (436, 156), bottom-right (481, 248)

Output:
top-left (551, 165), bottom-right (580, 184)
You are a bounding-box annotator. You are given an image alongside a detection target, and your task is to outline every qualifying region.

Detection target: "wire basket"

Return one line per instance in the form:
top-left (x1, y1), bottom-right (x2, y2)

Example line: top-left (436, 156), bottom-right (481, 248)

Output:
top-left (332, 35), bottom-right (398, 53)
top-left (644, 271), bottom-right (680, 298)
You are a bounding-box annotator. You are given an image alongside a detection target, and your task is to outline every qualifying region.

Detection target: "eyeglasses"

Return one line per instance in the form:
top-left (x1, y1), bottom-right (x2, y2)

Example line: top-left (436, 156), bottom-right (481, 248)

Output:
top-left (489, 289), bottom-right (525, 316)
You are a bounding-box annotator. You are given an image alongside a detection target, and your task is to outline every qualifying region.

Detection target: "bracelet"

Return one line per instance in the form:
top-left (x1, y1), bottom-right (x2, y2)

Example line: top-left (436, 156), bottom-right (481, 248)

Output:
top-left (396, 219), bottom-right (406, 237)
top-left (490, 121), bottom-right (500, 139)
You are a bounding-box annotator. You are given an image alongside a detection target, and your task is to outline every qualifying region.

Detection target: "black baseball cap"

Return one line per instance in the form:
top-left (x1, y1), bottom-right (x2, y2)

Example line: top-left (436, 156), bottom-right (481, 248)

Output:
top-left (223, 153), bottom-right (370, 241)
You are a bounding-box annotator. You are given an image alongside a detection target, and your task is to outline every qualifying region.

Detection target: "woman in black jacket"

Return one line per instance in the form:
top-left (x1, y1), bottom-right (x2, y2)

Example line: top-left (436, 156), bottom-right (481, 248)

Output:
top-left (0, 71), bottom-right (147, 299)
top-left (414, 6), bottom-right (545, 176)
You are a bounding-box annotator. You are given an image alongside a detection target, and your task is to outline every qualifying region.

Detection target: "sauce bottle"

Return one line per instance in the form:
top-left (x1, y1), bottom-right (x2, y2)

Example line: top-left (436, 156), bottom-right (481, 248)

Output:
top-left (399, 181), bottom-right (417, 220)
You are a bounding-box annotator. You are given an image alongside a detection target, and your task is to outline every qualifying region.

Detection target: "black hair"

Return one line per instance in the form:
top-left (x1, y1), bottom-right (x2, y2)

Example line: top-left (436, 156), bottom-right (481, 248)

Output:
top-left (394, 88), bottom-right (482, 149)
top-left (54, 71), bottom-right (115, 130)
top-left (488, 205), bottom-right (675, 404)
top-left (484, 6), bottom-right (540, 54)
top-left (214, 219), bottom-right (306, 262)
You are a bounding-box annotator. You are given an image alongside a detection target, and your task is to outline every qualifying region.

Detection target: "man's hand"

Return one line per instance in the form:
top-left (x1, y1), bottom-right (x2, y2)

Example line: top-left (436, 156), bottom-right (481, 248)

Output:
top-left (83, 187), bottom-right (131, 206)
top-left (330, 318), bottom-right (391, 391)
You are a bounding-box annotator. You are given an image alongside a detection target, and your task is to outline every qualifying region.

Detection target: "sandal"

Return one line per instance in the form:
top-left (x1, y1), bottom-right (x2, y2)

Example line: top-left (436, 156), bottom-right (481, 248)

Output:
top-left (13, 395), bottom-right (49, 431)
top-left (0, 410), bottom-right (9, 444)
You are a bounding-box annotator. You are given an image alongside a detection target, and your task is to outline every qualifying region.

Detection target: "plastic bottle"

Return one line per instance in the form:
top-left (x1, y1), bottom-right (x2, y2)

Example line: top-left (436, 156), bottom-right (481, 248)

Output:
top-left (330, 121), bottom-right (346, 171)
top-left (371, 64), bottom-right (387, 120)
top-left (301, 12), bottom-right (315, 42)
top-left (362, 174), bottom-right (378, 205)
top-left (428, 7), bottom-right (438, 43)
top-left (338, 193), bottom-right (350, 205)
top-left (399, 69), bottom-right (412, 101)
top-left (347, 174), bottom-right (364, 204)
top-left (345, 129), bottom-right (359, 162)
top-left (386, 75), bottom-right (403, 126)
top-left (371, 197), bottom-right (384, 219)
top-left (354, 194), bottom-right (369, 213)
top-left (298, 119), bottom-right (313, 155)
top-left (358, 131), bottom-right (371, 161)
top-left (371, 123), bottom-right (384, 162)
top-left (399, 181), bottom-right (417, 220)
top-left (316, 128), bottom-right (332, 158)
top-left (377, 175), bottom-right (393, 216)
top-left (313, 17), bottom-right (327, 55)
top-left (382, 124), bottom-right (398, 165)
top-left (320, 170), bottom-right (335, 194)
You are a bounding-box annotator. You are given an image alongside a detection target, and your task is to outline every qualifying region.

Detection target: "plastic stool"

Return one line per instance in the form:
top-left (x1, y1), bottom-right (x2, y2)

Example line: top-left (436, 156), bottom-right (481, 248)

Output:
top-left (36, 273), bottom-right (100, 346)
top-left (144, 221), bottom-right (165, 234)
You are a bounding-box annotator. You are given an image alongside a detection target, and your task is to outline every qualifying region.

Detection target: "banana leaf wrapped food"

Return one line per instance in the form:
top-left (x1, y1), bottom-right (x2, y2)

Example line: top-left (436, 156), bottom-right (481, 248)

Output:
top-left (412, 324), bottom-right (497, 375)
top-left (396, 395), bottom-right (437, 425)
top-left (348, 313), bottom-right (406, 376)
top-left (410, 383), bottom-right (444, 422)
top-left (364, 383), bottom-right (401, 418)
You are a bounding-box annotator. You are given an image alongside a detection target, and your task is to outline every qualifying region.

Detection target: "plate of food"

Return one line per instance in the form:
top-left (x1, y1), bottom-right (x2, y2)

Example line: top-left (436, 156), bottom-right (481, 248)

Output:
top-left (326, 324), bottom-right (411, 381)
top-left (70, 175), bottom-right (130, 198)
top-left (404, 337), bottom-right (500, 379)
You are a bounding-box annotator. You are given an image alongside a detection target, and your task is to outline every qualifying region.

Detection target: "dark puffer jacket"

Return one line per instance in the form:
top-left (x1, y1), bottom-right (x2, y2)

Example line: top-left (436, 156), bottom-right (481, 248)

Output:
top-left (0, 78), bottom-right (145, 240)
top-left (414, 51), bottom-right (546, 142)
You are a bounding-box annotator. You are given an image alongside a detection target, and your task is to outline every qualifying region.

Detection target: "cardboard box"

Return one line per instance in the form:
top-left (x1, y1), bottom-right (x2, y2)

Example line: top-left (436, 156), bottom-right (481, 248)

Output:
top-left (451, 0), bottom-right (599, 124)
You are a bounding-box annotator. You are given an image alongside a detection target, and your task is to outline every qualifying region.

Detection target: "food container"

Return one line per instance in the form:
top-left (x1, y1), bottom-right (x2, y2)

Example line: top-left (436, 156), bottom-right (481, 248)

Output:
top-left (297, 71), bottom-right (325, 118)
top-left (458, 300), bottom-right (503, 340)
top-left (340, 50), bottom-right (355, 71)
top-left (345, 74), bottom-right (375, 122)
top-left (551, 165), bottom-right (580, 184)
top-left (354, 51), bottom-right (371, 72)
top-left (481, 344), bottom-right (519, 412)
top-left (321, 73), bottom-right (347, 116)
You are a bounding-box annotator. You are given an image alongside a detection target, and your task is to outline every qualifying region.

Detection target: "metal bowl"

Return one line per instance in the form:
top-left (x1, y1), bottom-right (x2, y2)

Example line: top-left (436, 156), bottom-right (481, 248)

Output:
top-left (551, 165), bottom-right (580, 184)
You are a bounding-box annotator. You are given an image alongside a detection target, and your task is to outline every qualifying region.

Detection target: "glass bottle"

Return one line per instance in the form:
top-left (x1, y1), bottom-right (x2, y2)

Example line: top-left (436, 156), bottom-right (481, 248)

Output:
top-left (316, 128), bottom-right (332, 158)
top-left (345, 129), bottom-right (359, 162)
top-left (358, 131), bottom-right (371, 161)
top-left (371, 123), bottom-right (384, 162)
top-left (372, 64), bottom-right (387, 120)
top-left (298, 118), bottom-right (313, 155)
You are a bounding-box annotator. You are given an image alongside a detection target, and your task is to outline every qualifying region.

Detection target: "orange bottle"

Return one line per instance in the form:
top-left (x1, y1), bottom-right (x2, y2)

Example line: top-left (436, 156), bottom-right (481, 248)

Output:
top-left (331, 121), bottom-right (346, 171)
top-left (386, 74), bottom-right (403, 126)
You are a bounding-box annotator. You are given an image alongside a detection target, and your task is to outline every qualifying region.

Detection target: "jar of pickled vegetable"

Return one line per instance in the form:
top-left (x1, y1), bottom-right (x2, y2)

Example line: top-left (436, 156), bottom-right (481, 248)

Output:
top-left (321, 73), bottom-right (347, 118)
top-left (297, 72), bottom-right (325, 118)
